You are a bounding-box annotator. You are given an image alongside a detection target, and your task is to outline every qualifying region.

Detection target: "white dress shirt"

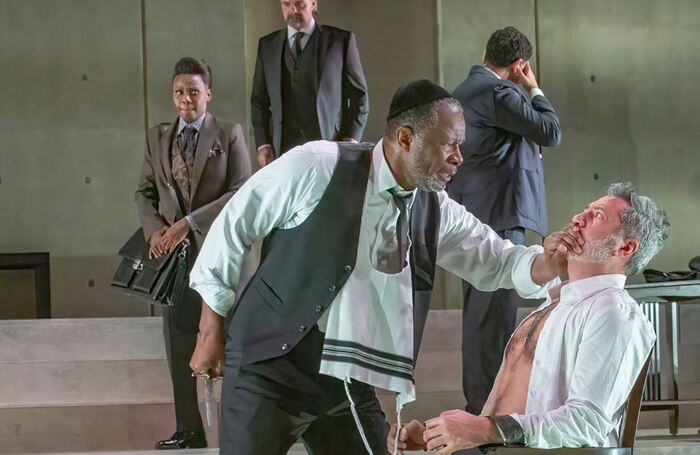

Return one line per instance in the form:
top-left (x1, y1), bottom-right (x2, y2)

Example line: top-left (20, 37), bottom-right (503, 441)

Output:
top-left (287, 18), bottom-right (316, 52)
top-left (190, 140), bottom-right (547, 319)
top-left (510, 274), bottom-right (656, 448)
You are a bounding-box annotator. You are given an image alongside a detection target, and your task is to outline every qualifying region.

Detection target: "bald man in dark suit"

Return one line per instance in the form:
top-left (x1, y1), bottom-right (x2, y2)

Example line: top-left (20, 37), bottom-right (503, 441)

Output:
top-left (252, 0), bottom-right (369, 167)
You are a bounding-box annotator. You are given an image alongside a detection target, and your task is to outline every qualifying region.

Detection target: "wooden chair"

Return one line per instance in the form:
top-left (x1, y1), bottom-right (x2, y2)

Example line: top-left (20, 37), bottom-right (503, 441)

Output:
top-left (480, 354), bottom-right (652, 454)
top-left (638, 301), bottom-right (679, 435)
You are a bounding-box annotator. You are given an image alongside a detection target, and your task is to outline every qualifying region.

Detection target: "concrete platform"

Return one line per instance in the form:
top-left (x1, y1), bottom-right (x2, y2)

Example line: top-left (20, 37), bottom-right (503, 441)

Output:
top-left (0, 312), bottom-right (467, 453)
top-left (6, 429), bottom-right (700, 455)
top-left (2, 312), bottom-right (699, 454)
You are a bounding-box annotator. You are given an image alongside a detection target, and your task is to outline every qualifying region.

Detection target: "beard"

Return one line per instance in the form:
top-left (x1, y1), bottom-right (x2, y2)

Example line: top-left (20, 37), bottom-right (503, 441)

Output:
top-left (285, 12), bottom-right (305, 28)
top-left (405, 136), bottom-right (445, 192)
top-left (568, 233), bottom-right (619, 263)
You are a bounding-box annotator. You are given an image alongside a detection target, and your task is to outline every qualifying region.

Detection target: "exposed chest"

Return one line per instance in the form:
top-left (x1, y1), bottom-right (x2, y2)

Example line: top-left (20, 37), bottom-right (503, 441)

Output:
top-left (506, 301), bottom-right (560, 363)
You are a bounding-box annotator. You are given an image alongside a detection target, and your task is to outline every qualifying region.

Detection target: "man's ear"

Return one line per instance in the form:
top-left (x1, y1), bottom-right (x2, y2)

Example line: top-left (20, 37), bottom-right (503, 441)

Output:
top-left (396, 126), bottom-right (414, 153)
top-left (206, 87), bottom-right (212, 102)
top-left (618, 238), bottom-right (639, 258)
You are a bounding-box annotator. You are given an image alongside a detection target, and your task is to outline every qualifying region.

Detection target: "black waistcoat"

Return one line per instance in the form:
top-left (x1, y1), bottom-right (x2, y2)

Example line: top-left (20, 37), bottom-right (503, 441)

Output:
top-left (280, 29), bottom-right (322, 153)
top-left (229, 143), bottom-right (440, 367)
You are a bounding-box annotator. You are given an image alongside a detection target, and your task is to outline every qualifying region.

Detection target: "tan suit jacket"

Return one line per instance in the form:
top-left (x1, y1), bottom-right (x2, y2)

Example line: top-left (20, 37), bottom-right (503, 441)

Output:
top-left (135, 112), bottom-right (251, 249)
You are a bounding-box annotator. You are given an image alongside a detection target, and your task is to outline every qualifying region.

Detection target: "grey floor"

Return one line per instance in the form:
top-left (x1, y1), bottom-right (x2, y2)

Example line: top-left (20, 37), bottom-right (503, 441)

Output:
top-left (17, 429), bottom-right (700, 455)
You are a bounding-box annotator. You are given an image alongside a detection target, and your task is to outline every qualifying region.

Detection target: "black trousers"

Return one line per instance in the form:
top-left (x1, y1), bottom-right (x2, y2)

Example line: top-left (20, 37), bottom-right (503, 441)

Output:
top-left (161, 247), bottom-right (204, 436)
top-left (220, 326), bottom-right (389, 455)
top-left (461, 228), bottom-right (525, 415)
top-left (162, 299), bottom-right (204, 435)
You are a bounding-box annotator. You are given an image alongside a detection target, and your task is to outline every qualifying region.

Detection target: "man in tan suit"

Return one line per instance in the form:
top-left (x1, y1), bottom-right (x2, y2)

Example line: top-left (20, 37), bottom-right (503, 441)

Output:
top-left (135, 57), bottom-right (251, 449)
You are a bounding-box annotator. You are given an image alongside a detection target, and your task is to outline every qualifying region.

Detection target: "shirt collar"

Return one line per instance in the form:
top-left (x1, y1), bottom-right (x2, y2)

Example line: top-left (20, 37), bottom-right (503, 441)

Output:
top-left (371, 139), bottom-right (415, 198)
top-left (482, 65), bottom-right (501, 80)
top-left (549, 273), bottom-right (627, 304)
top-left (287, 18), bottom-right (316, 41)
top-left (177, 112), bottom-right (206, 135)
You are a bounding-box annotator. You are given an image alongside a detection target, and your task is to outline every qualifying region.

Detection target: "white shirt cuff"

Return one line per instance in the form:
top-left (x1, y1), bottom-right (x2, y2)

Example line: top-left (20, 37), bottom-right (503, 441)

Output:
top-left (189, 283), bottom-right (236, 317)
top-left (530, 88), bottom-right (545, 99)
top-left (185, 215), bottom-right (199, 233)
top-left (257, 144), bottom-right (273, 152)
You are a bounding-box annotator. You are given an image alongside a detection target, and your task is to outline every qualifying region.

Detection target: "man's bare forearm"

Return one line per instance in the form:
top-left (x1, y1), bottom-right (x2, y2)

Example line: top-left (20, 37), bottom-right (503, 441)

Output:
top-left (530, 252), bottom-right (564, 286)
top-left (190, 302), bottom-right (226, 376)
top-left (199, 303), bottom-right (225, 334)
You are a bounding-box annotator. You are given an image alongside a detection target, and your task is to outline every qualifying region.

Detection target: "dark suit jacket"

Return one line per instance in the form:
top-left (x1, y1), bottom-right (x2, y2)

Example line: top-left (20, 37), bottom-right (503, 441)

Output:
top-left (135, 112), bottom-right (251, 250)
top-left (251, 23), bottom-right (369, 156)
top-left (447, 65), bottom-right (561, 237)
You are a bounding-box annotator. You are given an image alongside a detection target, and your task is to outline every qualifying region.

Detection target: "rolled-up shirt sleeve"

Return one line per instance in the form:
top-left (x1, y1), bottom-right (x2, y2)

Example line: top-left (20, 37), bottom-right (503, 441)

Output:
top-left (511, 301), bottom-right (655, 448)
top-left (189, 147), bottom-right (321, 316)
top-left (436, 193), bottom-right (556, 299)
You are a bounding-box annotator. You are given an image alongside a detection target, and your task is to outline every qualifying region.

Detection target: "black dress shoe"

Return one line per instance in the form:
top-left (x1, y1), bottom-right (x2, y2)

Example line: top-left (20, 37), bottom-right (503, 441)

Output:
top-left (155, 431), bottom-right (207, 450)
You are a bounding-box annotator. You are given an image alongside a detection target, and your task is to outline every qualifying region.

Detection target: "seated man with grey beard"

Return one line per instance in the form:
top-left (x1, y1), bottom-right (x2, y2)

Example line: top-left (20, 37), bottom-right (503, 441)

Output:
top-left (388, 182), bottom-right (670, 454)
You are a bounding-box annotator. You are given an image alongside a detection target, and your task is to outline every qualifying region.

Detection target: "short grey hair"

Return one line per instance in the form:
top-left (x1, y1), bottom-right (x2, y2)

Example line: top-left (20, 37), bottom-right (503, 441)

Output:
top-left (607, 182), bottom-right (670, 276)
top-left (384, 98), bottom-right (462, 141)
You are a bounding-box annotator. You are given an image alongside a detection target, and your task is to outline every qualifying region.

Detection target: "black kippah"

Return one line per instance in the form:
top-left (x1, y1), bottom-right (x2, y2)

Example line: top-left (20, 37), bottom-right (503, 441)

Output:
top-left (387, 79), bottom-right (452, 121)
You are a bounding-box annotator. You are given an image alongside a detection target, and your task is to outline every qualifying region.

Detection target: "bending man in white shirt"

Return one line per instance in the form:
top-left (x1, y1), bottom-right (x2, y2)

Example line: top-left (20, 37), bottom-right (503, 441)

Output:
top-left (389, 182), bottom-right (669, 454)
top-left (187, 80), bottom-right (582, 455)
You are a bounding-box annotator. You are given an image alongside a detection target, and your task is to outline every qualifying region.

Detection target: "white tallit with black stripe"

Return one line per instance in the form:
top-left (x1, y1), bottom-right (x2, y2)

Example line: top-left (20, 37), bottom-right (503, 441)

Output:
top-left (318, 141), bottom-right (418, 409)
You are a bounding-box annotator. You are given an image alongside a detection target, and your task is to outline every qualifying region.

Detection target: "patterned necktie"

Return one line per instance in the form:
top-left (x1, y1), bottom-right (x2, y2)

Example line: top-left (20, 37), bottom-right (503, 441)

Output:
top-left (389, 188), bottom-right (412, 270)
top-left (294, 31), bottom-right (304, 59)
top-left (177, 125), bottom-right (197, 165)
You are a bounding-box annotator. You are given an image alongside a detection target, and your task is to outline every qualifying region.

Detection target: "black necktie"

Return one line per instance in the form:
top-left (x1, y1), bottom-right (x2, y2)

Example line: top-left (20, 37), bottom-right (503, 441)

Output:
top-left (294, 32), bottom-right (304, 59)
top-left (389, 188), bottom-right (412, 269)
top-left (178, 125), bottom-right (197, 164)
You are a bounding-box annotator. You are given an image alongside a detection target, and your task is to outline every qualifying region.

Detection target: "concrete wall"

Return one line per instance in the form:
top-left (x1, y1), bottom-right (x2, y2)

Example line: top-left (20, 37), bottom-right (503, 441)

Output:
top-left (0, 0), bottom-right (246, 318)
top-left (245, 0), bottom-right (439, 145)
top-left (0, 0), bottom-right (441, 318)
top-left (1, 0), bottom-right (699, 436)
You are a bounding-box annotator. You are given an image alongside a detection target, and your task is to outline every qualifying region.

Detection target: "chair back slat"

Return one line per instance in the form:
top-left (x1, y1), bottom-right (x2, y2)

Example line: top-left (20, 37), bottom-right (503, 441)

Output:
top-left (620, 353), bottom-right (652, 448)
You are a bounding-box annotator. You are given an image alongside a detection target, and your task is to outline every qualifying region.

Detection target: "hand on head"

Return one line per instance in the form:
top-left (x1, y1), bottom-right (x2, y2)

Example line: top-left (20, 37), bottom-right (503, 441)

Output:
top-left (513, 60), bottom-right (539, 91)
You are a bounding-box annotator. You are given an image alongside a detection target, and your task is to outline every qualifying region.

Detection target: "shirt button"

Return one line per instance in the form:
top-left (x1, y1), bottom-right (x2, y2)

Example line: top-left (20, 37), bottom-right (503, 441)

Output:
top-left (281, 343), bottom-right (288, 351)
top-left (344, 265), bottom-right (352, 272)
top-left (530, 390), bottom-right (536, 397)
top-left (535, 359), bottom-right (541, 366)
top-left (315, 305), bottom-right (323, 312)
top-left (298, 325), bottom-right (306, 332)
top-left (328, 285), bottom-right (336, 292)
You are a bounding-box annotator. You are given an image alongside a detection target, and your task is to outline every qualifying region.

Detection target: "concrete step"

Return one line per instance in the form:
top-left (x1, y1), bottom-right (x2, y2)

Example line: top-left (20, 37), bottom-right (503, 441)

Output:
top-left (0, 312), bottom-right (469, 453)
top-left (0, 313), bottom-right (467, 408)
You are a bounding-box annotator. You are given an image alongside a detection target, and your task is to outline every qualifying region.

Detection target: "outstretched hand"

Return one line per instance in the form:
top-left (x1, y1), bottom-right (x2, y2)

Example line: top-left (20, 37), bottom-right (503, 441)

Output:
top-left (531, 224), bottom-right (585, 285)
